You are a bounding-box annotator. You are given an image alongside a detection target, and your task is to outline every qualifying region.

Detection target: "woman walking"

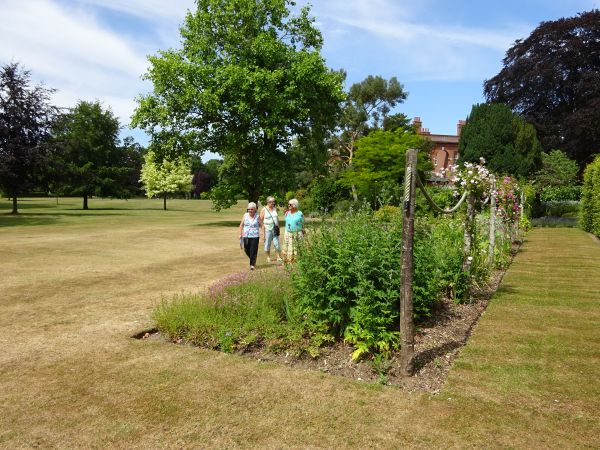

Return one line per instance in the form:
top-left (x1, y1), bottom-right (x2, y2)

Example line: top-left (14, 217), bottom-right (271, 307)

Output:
top-left (259, 196), bottom-right (282, 263)
top-left (238, 202), bottom-right (261, 270)
top-left (283, 198), bottom-right (304, 263)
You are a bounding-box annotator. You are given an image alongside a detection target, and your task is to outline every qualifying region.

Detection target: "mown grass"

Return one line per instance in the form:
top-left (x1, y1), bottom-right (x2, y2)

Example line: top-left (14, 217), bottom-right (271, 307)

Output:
top-left (0, 198), bottom-right (599, 448)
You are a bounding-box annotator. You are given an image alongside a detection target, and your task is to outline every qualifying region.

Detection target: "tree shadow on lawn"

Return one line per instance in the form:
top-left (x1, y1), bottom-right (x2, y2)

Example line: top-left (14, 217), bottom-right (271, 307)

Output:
top-left (0, 214), bottom-right (60, 227)
top-left (195, 221), bottom-right (241, 227)
top-left (0, 211), bottom-right (132, 227)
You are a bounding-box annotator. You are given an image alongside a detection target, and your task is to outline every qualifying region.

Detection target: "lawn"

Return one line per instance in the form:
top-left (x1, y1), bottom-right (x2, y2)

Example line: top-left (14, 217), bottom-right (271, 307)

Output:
top-left (0, 198), bottom-right (598, 448)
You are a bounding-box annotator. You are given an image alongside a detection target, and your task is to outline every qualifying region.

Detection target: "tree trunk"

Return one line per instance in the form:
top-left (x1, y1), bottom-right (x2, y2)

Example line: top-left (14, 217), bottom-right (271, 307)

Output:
top-left (248, 186), bottom-right (260, 207)
top-left (399, 148), bottom-right (418, 377)
top-left (83, 194), bottom-right (88, 210)
top-left (11, 195), bottom-right (18, 214)
top-left (163, 193), bottom-right (167, 210)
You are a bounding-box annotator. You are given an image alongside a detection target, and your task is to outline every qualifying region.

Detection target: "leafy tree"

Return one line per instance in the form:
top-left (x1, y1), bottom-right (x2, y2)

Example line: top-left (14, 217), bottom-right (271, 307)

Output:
top-left (140, 150), bottom-right (192, 210)
top-left (535, 150), bottom-right (579, 189)
top-left (330, 75), bottom-right (408, 200)
top-left (132, 0), bottom-right (345, 207)
top-left (0, 62), bottom-right (58, 214)
top-left (458, 103), bottom-right (542, 177)
top-left (484, 10), bottom-right (600, 166)
top-left (51, 101), bottom-right (133, 209)
top-left (119, 136), bottom-right (145, 197)
top-left (340, 128), bottom-right (431, 205)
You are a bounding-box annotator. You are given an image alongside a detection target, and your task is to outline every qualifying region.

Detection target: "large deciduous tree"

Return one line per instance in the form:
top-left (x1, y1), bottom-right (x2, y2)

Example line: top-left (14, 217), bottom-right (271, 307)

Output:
top-left (132, 0), bottom-right (345, 207)
top-left (0, 62), bottom-right (58, 214)
top-left (484, 10), bottom-right (600, 166)
top-left (52, 100), bottom-right (131, 209)
top-left (330, 75), bottom-right (408, 200)
top-left (458, 103), bottom-right (542, 177)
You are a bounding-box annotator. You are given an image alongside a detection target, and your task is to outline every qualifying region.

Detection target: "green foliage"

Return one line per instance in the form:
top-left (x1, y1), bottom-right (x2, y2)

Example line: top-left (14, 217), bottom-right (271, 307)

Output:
top-left (292, 209), bottom-right (403, 360)
top-left (415, 186), bottom-right (457, 217)
top-left (580, 155), bottom-right (600, 235)
top-left (291, 209), bottom-right (468, 359)
top-left (0, 62), bottom-right (58, 213)
top-left (535, 150), bottom-right (579, 189)
top-left (484, 10), bottom-right (600, 167)
top-left (153, 270), bottom-right (304, 353)
top-left (539, 186), bottom-right (581, 202)
top-left (51, 101), bottom-right (134, 209)
top-left (307, 176), bottom-right (346, 213)
top-left (140, 150), bottom-right (192, 209)
top-left (459, 103), bottom-right (542, 177)
top-left (340, 128), bottom-right (430, 203)
top-left (132, 0), bottom-right (345, 206)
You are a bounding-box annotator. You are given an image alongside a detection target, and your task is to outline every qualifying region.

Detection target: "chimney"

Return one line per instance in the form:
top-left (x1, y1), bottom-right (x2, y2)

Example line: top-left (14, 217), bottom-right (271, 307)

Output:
top-left (457, 120), bottom-right (466, 136)
top-left (413, 117), bottom-right (422, 133)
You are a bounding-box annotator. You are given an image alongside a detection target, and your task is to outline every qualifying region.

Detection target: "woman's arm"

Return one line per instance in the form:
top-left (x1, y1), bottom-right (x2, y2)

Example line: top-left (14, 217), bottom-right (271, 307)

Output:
top-left (259, 208), bottom-right (265, 236)
top-left (239, 215), bottom-right (245, 238)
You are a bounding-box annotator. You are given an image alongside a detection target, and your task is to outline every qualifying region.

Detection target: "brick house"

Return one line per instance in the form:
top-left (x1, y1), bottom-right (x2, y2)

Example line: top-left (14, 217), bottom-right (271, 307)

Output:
top-left (413, 117), bottom-right (465, 181)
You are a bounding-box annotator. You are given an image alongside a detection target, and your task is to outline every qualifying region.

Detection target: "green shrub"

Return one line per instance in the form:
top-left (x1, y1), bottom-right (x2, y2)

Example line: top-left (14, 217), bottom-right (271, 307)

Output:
top-left (415, 186), bottom-right (458, 216)
top-left (308, 176), bottom-right (346, 213)
top-left (373, 205), bottom-right (401, 222)
top-left (291, 209), bottom-right (470, 359)
top-left (540, 201), bottom-right (579, 217)
top-left (291, 209), bottom-right (403, 360)
top-left (580, 155), bottom-right (600, 236)
top-left (540, 185), bottom-right (581, 202)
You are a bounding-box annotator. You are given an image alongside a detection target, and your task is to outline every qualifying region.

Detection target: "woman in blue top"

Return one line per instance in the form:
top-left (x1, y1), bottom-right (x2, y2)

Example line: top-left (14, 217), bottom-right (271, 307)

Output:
top-left (238, 202), bottom-right (261, 270)
top-left (283, 198), bottom-right (304, 263)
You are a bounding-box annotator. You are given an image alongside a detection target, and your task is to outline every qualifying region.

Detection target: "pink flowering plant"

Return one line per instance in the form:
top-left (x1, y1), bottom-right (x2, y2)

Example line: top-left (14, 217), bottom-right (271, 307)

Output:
top-left (495, 176), bottom-right (521, 225)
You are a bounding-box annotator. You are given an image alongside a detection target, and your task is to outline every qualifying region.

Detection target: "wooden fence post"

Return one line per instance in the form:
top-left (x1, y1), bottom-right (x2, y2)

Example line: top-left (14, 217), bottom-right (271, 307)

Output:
top-left (488, 176), bottom-right (496, 268)
top-left (400, 148), bottom-right (417, 377)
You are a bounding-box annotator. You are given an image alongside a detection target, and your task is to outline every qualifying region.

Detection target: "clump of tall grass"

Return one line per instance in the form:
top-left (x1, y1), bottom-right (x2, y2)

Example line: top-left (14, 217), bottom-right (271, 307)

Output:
top-left (153, 269), bottom-right (304, 353)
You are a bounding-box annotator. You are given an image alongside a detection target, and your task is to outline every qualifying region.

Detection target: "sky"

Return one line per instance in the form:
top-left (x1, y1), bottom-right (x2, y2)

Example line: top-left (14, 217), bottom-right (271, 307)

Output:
top-left (1, 0), bottom-right (599, 159)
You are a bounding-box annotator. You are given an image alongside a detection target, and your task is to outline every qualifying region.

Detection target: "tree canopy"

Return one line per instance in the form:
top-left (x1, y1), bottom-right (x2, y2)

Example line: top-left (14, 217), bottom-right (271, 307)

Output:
top-left (330, 75), bottom-right (409, 200)
top-left (132, 0), bottom-right (345, 207)
top-left (458, 103), bottom-right (542, 177)
top-left (0, 62), bottom-right (58, 214)
top-left (51, 101), bottom-right (132, 209)
top-left (484, 10), bottom-right (600, 166)
top-left (340, 128), bottom-right (430, 204)
top-left (140, 150), bottom-right (192, 210)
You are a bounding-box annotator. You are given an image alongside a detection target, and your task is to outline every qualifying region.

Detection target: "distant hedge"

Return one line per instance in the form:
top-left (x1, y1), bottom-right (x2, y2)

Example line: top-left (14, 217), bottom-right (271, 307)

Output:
top-left (580, 155), bottom-right (600, 236)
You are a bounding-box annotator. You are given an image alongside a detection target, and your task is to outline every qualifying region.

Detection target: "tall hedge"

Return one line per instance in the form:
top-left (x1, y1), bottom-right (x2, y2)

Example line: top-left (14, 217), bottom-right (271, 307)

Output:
top-left (580, 155), bottom-right (600, 236)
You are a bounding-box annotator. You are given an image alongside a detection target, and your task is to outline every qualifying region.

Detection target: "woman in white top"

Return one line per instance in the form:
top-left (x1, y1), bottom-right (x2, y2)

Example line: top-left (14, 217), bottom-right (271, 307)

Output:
top-left (259, 196), bottom-right (282, 263)
top-left (238, 202), bottom-right (261, 270)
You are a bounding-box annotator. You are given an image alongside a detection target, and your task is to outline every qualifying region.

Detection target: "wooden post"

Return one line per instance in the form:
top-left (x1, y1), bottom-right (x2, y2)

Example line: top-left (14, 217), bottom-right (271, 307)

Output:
top-left (462, 191), bottom-right (476, 271)
top-left (400, 148), bottom-right (417, 377)
top-left (488, 177), bottom-right (496, 268)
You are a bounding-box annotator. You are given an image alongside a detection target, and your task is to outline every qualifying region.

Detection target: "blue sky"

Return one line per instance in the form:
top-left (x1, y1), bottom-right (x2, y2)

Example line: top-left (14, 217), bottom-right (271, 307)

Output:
top-left (1, 0), bottom-right (599, 158)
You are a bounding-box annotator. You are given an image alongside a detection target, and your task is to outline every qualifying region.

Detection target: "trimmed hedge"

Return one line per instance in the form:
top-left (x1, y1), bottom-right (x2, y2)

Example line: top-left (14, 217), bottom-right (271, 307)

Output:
top-left (580, 155), bottom-right (600, 236)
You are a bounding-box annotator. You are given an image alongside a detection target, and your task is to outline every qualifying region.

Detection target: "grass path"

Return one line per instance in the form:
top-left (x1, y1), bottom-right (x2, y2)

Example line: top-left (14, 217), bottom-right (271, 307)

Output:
top-left (0, 200), bottom-right (599, 448)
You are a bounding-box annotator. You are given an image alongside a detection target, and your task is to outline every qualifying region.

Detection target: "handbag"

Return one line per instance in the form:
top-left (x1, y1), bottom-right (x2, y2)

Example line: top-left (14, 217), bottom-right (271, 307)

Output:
top-left (266, 207), bottom-right (280, 236)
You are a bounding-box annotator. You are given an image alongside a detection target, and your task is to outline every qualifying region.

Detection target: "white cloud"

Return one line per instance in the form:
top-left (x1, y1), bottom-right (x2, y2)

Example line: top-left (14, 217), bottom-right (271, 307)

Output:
top-left (0, 0), bottom-right (155, 125)
top-left (74, 0), bottom-right (194, 23)
top-left (309, 0), bottom-right (525, 81)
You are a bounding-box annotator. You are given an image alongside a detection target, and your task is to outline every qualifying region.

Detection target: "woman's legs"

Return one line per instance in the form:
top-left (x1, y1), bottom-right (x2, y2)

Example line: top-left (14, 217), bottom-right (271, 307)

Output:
top-left (264, 229), bottom-right (273, 262)
top-left (244, 237), bottom-right (259, 268)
